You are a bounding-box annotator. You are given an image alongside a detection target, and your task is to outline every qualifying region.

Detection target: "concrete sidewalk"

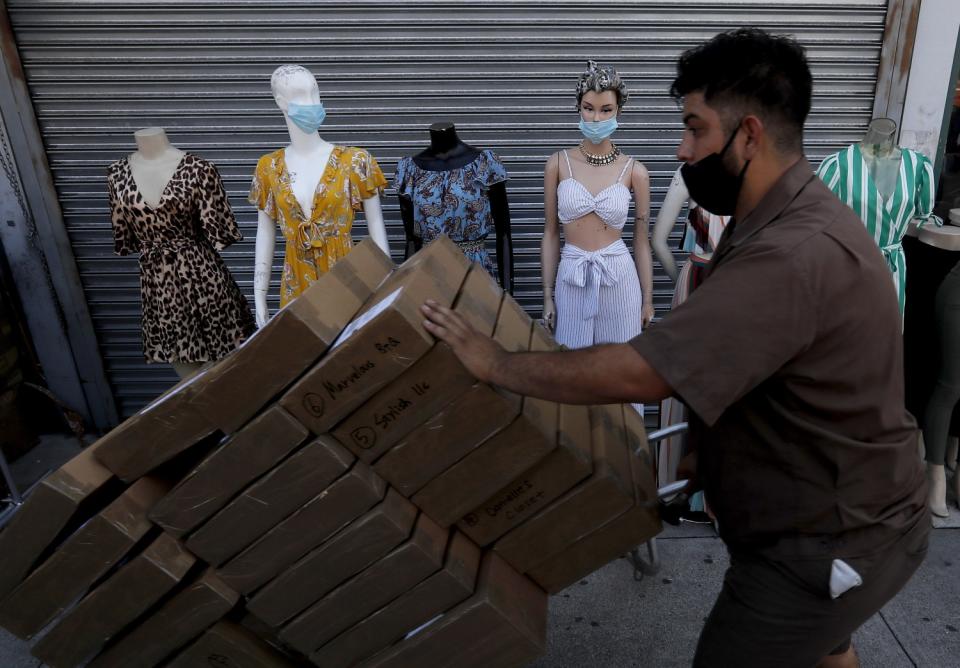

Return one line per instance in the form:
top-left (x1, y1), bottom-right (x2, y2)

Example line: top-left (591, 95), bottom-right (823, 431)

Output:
top-left (2, 438), bottom-right (958, 667)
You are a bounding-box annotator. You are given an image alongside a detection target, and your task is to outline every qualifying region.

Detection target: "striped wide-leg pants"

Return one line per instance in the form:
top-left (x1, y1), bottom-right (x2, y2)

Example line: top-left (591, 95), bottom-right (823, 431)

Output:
top-left (554, 239), bottom-right (643, 415)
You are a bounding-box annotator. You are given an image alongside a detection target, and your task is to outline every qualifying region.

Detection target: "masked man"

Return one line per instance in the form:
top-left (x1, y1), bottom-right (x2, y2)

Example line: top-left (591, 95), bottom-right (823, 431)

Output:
top-left (422, 28), bottom-right (928, 668)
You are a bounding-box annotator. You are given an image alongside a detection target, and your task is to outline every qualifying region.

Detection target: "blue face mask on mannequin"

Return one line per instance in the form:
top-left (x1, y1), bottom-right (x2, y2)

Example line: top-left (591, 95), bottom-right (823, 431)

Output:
top-left (579, 117), bottom-right (618, 144)
top-left (286, 102), bottom-right (326, 134)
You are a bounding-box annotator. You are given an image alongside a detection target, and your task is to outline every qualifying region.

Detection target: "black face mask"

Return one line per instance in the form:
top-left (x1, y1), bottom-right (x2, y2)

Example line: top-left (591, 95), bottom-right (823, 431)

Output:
top-left (680, 124), bottom-right (750, 216)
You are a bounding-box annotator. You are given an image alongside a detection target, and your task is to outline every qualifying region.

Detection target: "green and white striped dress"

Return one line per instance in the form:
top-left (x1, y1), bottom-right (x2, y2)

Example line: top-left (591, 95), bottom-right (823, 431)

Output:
top-left (817, 144), bottom-right (941, 317)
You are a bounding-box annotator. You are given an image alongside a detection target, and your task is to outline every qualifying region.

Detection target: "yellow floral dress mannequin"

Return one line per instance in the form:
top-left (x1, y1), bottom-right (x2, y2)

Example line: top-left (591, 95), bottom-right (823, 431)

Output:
top-left (249, 146), bottom-right (386, 306)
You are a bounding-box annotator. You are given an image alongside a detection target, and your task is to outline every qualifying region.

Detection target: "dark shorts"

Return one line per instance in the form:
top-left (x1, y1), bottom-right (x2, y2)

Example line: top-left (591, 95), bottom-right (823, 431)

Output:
top-left (693, 514), bottom-right (930, 668)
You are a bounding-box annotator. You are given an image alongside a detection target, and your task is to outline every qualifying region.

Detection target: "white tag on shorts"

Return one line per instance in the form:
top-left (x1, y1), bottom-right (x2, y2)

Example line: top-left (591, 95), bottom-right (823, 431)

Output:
top-left (829, 559), bottom-right (863, 599)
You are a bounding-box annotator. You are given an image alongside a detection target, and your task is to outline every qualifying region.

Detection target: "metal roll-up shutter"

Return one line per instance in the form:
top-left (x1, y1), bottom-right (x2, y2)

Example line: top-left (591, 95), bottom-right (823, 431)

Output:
top-left (6, 0), bottom-right (888, 421)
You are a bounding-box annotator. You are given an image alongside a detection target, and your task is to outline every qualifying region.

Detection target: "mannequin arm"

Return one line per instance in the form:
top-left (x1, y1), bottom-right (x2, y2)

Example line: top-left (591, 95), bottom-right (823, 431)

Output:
top-left (631, 162), bottom-right (655, 328)
top-left (541, 154), bottom-right (562, 329)
top-left (488, 181), bottom-right (514, 294)
top-left (362, 195), bottom-right (390, 256)
top-left (254, 211), bottom-right (276, 328)
top-left (398, 195), bottom-right (422, 260)
top-left (653, 169), bottom-right (688, 282)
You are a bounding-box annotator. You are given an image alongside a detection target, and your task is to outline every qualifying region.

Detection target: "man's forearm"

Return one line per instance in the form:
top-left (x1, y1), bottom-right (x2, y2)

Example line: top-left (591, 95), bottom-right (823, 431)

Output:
top-left (486, 343), bottom-right (672, 405)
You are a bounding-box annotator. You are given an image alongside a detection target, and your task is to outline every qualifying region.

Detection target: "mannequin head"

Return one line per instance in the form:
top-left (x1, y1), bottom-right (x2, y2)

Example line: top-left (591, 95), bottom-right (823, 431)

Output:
top-left (270, 64), bottom-right (321, 112)
top-left (862, 118), bottom-right (898, 157)
top-left (576, 60), bottom-right (628, 118)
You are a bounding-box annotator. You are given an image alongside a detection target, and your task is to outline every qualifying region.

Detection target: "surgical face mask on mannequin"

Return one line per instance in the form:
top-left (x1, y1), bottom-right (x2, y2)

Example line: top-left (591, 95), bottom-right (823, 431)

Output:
top-left (680, 121), bottom-right (750, 216)
top-left (286, 102), bottom-right (326, 135)
top-left (578, 90), bottom-right (620, 145)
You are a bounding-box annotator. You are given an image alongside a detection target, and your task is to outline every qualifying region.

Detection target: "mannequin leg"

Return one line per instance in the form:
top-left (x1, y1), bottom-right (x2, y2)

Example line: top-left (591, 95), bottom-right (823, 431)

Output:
top-left (922, 265), bottom-right (960, 513)
top-left (171, 361), bottom-right (204, 380)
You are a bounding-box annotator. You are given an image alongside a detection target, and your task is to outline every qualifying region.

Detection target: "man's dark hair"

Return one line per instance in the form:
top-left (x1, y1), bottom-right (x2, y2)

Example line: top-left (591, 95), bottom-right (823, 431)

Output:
top-left (670, 28), bottom-right (812, 153)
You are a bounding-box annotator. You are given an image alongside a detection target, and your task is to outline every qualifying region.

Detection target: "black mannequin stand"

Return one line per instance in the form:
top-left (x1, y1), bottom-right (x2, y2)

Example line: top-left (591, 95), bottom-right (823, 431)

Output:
top-left (398, 122), bottom-right (514, 293)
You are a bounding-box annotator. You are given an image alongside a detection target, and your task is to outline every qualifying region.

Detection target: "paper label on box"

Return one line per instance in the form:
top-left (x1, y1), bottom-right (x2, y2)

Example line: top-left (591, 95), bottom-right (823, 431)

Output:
top-left (332, 288), bottom-right (403, 350)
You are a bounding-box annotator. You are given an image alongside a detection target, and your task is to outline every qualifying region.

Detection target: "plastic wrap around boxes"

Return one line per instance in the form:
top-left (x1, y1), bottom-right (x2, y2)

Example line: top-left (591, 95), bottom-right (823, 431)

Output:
top-left (0, 237), bottom-right (661, 668)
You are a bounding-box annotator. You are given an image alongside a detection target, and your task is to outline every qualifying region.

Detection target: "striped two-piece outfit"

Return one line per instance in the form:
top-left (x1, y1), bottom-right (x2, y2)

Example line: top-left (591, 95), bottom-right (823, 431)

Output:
top-left (816, 144), bottom-right (941, 319)
top-left (554, 150), bottom-right (643, 413)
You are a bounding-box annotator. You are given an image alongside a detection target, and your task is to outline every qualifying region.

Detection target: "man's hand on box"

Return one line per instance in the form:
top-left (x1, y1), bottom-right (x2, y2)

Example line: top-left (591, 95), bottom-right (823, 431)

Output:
top-left (422, 300), bottom-right (505, 384)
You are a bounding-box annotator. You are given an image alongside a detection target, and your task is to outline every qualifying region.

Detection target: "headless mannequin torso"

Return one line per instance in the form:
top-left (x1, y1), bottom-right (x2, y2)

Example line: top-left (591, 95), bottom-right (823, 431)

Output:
top-left (128, 128), bottom-right (200, 380)
top-left (253, 65), bottom-right (389, 328)
top-left (398, 122), bottom-right (514, 293)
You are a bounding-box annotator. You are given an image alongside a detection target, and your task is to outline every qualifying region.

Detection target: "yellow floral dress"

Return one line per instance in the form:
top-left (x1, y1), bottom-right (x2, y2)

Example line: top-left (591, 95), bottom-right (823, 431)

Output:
top-left (248, 145), bottom-right (387, 306)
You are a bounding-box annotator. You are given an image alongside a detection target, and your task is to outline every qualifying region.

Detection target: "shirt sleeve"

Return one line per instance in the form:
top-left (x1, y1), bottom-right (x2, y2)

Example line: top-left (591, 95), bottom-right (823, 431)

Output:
top-left (478, 150), bottom-right (509, 188)
top-left (913, 153), bottom-right (943, 228)
top-left (107, 169), bottom-right (140, 256)
top-left (248, 155), bottom-right (277, 219)
top-left (815, 153), bottom-right (842, 196)
top-left (348, 148), bottom-right (387, 210)
top-left (198, 160), bottom-right (243, 251)
top-left (393, 157), bottom-right (411, 199)
top-left (630, 241), bottom-right (816, 426)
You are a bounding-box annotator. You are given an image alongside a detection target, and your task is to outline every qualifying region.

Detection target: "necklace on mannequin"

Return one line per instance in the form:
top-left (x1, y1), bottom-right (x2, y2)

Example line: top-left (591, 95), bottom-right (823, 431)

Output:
top-left (579, 141), bottom-right (621, 167)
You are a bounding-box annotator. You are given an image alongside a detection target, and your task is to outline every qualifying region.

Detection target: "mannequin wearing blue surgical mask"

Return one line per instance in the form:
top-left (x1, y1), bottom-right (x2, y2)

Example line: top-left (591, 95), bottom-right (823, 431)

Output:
top-left (252, 64), bottom-right (389, 328)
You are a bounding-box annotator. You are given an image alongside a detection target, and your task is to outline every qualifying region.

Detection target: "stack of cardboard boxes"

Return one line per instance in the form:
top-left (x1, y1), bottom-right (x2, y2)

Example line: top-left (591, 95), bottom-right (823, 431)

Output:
top-left (0, 237), bottom-right (660, 668)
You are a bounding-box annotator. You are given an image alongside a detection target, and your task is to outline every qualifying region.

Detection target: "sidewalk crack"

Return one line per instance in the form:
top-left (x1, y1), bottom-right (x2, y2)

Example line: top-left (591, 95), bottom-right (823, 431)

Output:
top-left (878, 610), bottom-right (918, 667)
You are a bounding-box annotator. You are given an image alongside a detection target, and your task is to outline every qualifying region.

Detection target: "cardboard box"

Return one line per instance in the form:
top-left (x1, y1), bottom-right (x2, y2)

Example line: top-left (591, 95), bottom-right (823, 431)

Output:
top-left (371, 296), bottom-right (534, 498)
top-left (248, 487), bottom-right (417, 627)
top-left (0, 476), bottom-right (168, 639)
top-left (359, 552), bottom-right (547, 668)
top-left (149, 405), bottom-right (309, 538)
top-left (88, 569), bottom-right (240, 668)
top-left (186, 436), bottom-right (354, 566)
top-left (279, 237), bottom-right (471, 434)
top-left (31, 533), bottom-right (196, 668)
top-left (459, 403), bottom-right (593, 546)
top-left (528, 405), bottom-right (662, 593)
top-left (332, 265), bottom-right (503, 463)
top-left (93, 373), bottom-right (220, 482)
top-left (493, 404), bottom-right (635, 573)
top-left (191, 240), bottom-right (395, 434)
top-left (0, 443), bottom-right (115, 601)
top-left (280, 512), bottom-right (449, 655)
top-left (412, 323), bottom-right (559, 528)
top-left (333, 265), bottom-right (503, 464)
top-left (216, 461), bottom-right (386, 595)
top-left (373, 383), bottom-right (517, 498)
top-left (310, 531), bottom-right (480, 668)
top-left (167, 621), bottom-right (299, 668)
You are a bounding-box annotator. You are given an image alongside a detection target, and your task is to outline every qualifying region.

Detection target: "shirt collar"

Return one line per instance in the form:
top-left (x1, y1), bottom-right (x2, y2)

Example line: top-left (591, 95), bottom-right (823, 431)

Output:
top-left (728, 156), bottom-right (816, 248)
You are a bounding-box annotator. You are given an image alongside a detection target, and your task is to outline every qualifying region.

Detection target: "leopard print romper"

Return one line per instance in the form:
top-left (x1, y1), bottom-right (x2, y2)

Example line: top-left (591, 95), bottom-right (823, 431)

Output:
top-left (107, 154), bottom-right (255, 364)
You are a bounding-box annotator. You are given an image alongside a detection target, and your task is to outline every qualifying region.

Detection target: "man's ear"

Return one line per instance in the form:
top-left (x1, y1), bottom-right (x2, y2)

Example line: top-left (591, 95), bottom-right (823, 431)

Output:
top-left (741, 115), bottom-right (765, 159)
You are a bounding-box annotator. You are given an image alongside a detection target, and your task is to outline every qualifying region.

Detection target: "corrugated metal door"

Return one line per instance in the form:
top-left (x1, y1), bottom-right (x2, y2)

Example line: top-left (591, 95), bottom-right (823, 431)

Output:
top-left (5, 0), bottom-right (888, 421)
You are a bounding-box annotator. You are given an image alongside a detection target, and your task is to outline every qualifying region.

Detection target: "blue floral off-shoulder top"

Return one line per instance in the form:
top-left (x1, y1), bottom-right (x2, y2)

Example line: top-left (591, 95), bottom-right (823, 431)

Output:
top-left (393, 149), bottom-right (508, 278)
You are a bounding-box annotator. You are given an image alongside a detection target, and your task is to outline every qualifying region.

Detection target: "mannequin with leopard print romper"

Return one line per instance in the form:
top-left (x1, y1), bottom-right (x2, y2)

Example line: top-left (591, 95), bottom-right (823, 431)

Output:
top-left (107, 129), bottom-right (255, 376)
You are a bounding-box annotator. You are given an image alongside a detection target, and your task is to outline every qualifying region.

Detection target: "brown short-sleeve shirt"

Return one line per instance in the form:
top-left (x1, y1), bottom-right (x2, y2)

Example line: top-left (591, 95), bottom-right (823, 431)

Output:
top-left (631, 158), bottom-right (925, 558)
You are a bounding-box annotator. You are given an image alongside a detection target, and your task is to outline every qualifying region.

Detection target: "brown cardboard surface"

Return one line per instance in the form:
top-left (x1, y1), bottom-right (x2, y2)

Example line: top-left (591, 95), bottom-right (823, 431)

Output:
top-left (411, 326), bottom-right (558, 528)
top-left (279, 237), bottom-right (470, 435)
top-left (167, 621), bottom-right (299, 668)
top-left (622, 403), bottom-right (658, 505)
top-left (493, 404), bottom-right (635, 573)
top-left (31, 533), bottom-right (196, 668)
top-left (216, 461), bottom-right (386, 594)
top-left (0, 476), bottom-right (168, 639)
top-left (280, 512), bottom-right (449, 655)
top-left (459, 403), bottom-right (593, 546)
top-left (94, 373), bottom-right (219, 482)
top-left (186, 436), bottom-right (354, 566)
top-left (359, 552), bottom-right (547, 668)
top-left (248, 487), bottom-right (417, 627)
top-left (529, 406), bottom-right (661, 594)
top-left (88, 569), bottom-right (240, 668)
top-left (311, 531), bottom-right (480, 668)
top-left (332, 265), bottom-right (503, 463)
top-left (191, 240), bottom-right (395, 433)
top-left (150, 405), bottom-right (309, 537)
top-left (374, 382), bottom-right (519, 498)
top-left (0, 443), bottom-right (114, 601)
